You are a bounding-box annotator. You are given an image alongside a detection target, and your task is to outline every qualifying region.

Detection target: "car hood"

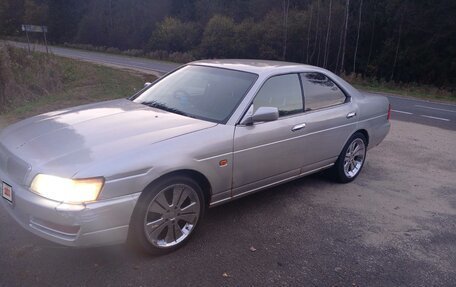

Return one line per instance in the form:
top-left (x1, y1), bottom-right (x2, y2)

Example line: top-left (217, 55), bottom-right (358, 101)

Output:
top-left (0, 99), bottom-right (216, 179)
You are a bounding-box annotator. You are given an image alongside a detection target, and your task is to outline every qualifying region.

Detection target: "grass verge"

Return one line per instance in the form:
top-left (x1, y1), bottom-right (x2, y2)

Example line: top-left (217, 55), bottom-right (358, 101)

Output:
top-left (343, 74), bottom-right (455, 103)
top-left (0, 44), bottom-right (154, 126)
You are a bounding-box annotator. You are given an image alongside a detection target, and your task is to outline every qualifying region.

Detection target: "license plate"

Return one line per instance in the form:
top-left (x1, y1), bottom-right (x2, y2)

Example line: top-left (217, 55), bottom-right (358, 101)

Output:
top-left (2, 181), bottom-right (13, 203)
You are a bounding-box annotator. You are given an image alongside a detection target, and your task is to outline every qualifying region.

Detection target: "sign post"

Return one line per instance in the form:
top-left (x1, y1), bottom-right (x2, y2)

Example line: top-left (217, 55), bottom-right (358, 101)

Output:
top-left (21, 24), bottom-right (49, 54)
top-left (43, 28), bottom-right (48, 54)
top-left (24, 27), bottom-right (31, 53)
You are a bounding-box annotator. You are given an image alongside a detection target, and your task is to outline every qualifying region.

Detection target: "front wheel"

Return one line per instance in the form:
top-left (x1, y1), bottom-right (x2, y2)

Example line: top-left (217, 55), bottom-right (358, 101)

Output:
top-left (129, 175), bottom-right (205, 255)
top-left (332, 132), bottom-right (367, 183)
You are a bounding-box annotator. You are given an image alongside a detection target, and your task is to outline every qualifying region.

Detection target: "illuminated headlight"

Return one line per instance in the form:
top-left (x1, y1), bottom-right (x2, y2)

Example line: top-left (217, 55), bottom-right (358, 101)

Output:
top-left (30, 174), bottom-right (104, 204)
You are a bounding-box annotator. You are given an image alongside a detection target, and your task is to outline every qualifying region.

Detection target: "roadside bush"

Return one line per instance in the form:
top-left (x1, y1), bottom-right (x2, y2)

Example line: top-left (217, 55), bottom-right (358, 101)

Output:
top-left (106, 47), bottom-right (121, 54)
top-left (63, 43), bottom-right (107, 52)
top-left (168, 52), bottom-right (195, 63)
top-left (145, 50), bottom-right (169, 60)
top-left (144, 50), bottom-right (195, 63)
top-left (122, 49), bottom-right (144, 57)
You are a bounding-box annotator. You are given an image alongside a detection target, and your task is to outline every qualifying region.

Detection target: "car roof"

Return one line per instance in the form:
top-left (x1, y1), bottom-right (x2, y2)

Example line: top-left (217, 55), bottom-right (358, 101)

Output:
top-left (189, 59), bottom-right (322, 75)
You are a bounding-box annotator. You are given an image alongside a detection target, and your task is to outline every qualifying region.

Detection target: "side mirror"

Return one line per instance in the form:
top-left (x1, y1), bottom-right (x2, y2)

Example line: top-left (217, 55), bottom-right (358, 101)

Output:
top-left (144, 82), bottom-right (152, 88)
top-left (241, 106), bottom-right (279, 125)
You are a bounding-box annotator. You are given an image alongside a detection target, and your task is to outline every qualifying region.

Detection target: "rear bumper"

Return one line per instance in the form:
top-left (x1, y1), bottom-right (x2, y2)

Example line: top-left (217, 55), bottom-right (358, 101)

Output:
top-left (1, 169), bottom-right (139, 247)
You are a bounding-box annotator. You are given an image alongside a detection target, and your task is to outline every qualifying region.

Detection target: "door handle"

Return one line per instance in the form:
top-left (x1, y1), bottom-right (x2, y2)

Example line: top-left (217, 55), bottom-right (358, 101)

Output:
top-left (291, 123), bottom-right (306, 132)
top-left (346, 112), bottom-right (357, 119)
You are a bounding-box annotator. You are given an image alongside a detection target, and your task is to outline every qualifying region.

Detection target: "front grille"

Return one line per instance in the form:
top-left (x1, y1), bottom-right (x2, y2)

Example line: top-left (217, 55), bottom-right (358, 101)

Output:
top-left (0, 144), bottom-right (31, 184)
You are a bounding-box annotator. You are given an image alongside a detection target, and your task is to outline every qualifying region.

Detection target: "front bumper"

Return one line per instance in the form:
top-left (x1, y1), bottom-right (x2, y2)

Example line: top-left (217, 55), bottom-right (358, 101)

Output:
top-left (0, 169), bottom-right (140, 247)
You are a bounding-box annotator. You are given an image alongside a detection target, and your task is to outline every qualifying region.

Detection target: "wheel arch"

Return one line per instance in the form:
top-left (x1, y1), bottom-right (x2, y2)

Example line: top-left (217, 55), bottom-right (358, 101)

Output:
top-left (355, 129), bottom-right (369, 147)
top-left (142, 169), bottom-right (212, 206)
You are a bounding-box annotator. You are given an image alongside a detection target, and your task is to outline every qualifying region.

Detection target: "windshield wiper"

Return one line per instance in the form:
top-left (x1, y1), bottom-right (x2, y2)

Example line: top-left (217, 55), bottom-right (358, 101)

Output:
top-left (142, 101), bottom-right (189, 117)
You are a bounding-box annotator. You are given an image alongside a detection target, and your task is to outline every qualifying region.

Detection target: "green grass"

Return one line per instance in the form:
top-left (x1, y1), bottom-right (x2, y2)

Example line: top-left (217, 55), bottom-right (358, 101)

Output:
top-left (11, 59), bottom-right (148, 117)
top-left (344, 75), bottom-right (456, 103)
top-left (0, 44), bottom-right (155, 123)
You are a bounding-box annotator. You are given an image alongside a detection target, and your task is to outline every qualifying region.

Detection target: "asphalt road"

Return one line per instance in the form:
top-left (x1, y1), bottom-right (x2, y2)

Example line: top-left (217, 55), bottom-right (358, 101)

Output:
top-left (376, 94), bottom-right (456, 131)
top-left (6, 40), bottom-right (456, 131)
top-left (7, 40), bottom-right (180, 75)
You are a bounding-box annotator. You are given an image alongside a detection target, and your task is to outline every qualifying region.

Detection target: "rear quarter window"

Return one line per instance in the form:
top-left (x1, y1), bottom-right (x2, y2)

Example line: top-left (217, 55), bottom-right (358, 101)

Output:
top-left (300, 72), bottom-right (347, 111)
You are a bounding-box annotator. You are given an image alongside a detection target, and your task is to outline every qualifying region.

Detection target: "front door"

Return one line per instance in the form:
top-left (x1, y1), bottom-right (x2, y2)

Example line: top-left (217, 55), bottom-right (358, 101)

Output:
top-left (232, 73), bottom-right (306, 196)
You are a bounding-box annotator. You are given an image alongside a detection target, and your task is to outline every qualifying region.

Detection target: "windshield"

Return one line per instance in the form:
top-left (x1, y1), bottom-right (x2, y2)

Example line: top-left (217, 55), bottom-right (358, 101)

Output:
top-left (132, 65), bottom-right (258, 123)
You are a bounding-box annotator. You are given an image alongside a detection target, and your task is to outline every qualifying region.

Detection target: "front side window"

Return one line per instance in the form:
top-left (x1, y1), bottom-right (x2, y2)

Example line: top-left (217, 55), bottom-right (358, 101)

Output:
top-left (300, 72), bottom-right (347, 111)
top-left (133, 65), bottom-right (258, 123)
top-left (253, 74), bottom-right (303, 117)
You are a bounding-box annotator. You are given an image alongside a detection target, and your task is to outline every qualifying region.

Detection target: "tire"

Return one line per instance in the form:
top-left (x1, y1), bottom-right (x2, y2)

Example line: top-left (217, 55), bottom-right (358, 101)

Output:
top-left (332, 132), bottom-right (367, 183)
top-left (128, 175), bottom-right (205, 255)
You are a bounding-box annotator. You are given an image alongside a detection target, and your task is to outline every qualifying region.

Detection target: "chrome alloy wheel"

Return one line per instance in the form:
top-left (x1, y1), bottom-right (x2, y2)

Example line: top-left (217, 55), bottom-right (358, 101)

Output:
top-left (343, 138), bottom-right (366, 178)
top-left (144, 184), bottom-right (201, 248)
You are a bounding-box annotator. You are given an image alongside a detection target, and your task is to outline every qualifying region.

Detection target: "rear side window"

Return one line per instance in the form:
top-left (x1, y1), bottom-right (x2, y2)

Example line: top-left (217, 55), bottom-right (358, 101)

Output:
top-left (300, 72), bottom-right (346, 111)
top-left (253, 74), bottom-right (303, 117)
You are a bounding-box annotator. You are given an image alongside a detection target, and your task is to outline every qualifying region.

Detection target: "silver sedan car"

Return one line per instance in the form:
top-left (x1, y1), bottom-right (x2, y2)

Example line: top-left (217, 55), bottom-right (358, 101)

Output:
top-left (0, 60), bottom-right (390, 254)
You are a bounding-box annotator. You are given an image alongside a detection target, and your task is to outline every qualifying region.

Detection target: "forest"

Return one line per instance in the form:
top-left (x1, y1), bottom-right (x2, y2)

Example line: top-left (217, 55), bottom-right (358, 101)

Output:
top-left (0, 0), bottom-right (455, 89)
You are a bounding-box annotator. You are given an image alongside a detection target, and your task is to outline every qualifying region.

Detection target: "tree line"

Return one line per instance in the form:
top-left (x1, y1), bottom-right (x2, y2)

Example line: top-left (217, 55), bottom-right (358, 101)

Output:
top-left (0, 0), bottom-right (455, 88)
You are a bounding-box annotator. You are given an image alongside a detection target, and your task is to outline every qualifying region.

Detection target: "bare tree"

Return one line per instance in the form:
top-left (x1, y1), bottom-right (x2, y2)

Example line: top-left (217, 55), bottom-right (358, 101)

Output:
top-left (317, 30), bottom-right (323, 65)
top-left (306, 5), bottom-right (313, 63)
top-left (366, 9), bottom-right (376, 69)
top-left (323, 0), bottom-right (332, 68)
top-left (391, 3), bottom-right (406, 81)
top-left (309, 0), bottom-right (320, 64)
top-left (282, 0), bottom-right (290, 60)
top-left (353, 0), bottom-right (363, 74)
top-left (340, 0), bottom-right (350, 74)
top-left (335, 11), bottom-right (345, 73)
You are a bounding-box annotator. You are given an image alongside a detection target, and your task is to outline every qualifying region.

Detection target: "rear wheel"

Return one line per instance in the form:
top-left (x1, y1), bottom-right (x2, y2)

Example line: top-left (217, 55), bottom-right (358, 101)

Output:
top-left (129, 175), bottom-right (205, 255)
top-left (333, 132), bottom-right (367, 183)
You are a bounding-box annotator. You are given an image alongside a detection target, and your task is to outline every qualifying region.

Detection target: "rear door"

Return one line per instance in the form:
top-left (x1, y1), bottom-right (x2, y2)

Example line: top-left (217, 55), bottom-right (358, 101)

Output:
top-left (298, 72), bottom-right (358, 172)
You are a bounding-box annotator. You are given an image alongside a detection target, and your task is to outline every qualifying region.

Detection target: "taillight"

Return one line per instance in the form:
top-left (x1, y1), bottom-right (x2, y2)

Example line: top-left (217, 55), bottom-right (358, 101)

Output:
top-left (387, 104), bottom-right (391, 120)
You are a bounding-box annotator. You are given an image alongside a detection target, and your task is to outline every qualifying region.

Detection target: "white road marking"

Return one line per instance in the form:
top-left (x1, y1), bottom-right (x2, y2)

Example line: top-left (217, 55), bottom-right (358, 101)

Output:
top-left (420, 115), bottom-right (450, 122)
top-left (392, 109), bottom-right (413, 115)
top-left (415, 105), bottom-right (456, 113)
